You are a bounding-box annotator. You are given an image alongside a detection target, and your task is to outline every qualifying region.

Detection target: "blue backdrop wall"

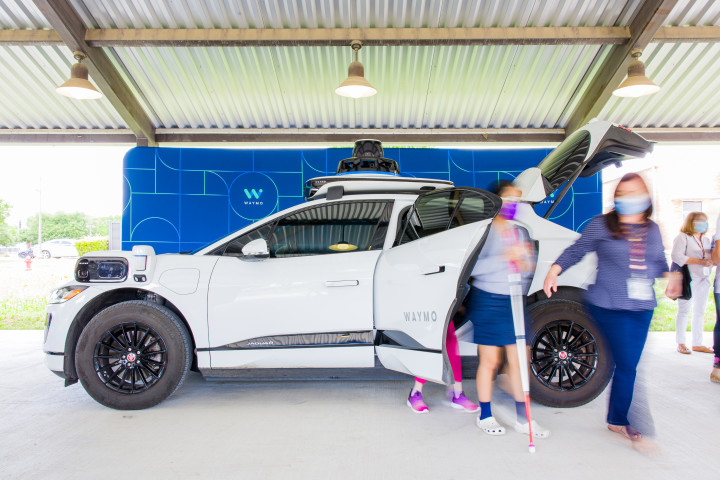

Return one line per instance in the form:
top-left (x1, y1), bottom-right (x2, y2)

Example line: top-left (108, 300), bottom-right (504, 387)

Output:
top-left (122, 147), bottom-right (601, 254)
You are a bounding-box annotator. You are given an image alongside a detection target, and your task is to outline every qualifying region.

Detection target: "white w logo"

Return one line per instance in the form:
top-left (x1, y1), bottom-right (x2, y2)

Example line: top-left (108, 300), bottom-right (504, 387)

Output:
top-left (244, 189), bottom-right (263, 199)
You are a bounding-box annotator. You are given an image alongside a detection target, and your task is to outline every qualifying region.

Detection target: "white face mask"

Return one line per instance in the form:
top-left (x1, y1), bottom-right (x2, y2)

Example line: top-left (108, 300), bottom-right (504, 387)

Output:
top-left (614, 194), bottom-right (651, 215)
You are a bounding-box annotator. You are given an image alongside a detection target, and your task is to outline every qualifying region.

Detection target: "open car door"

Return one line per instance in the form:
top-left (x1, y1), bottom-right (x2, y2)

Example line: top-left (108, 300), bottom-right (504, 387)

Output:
top-left (374, 188), bottom-right (501, 384)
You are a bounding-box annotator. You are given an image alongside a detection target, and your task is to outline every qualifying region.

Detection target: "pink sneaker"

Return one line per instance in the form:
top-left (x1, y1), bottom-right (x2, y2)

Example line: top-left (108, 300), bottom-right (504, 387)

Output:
top-left (407, 390), bottom-right (429, 414)
top-left (448, 390), bottom-right (479, 413)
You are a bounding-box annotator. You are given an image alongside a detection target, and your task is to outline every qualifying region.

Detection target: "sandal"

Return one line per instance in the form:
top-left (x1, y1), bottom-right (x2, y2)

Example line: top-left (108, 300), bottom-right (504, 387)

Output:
top-left (608, 424), bottom-right (642, 441)
top-left (692, 346), bottom-right (713, 353)
top-left (476, 416), bottom-right (506, 435)
top-left (677, 344), bottom-right (691, 354)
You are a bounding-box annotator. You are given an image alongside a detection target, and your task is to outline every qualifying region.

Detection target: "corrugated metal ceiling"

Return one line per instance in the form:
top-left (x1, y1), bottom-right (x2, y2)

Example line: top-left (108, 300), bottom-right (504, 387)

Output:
top-left (69, 0), bottom-right (642, 29)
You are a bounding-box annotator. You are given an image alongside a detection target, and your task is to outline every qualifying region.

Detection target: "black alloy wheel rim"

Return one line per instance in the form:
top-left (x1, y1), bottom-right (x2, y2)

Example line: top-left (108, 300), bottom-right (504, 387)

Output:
top-left (93, 322), bottom-right (167, 394)
top-left (530, 320), bottom-right (599, 391)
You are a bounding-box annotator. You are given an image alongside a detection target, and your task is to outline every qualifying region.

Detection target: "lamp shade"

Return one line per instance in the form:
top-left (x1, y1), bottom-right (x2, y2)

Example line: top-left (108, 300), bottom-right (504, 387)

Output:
top-left (56, 62), bottom-right (102, 100)
top-left (335, 61), bottom-right (377, 98)
top-left (613, 58), bottom-right (660, 98)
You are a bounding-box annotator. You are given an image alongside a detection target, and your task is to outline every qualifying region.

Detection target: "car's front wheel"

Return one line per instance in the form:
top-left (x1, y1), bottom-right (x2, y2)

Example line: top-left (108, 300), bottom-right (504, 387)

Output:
top-left (75, 300), bottom-right (192, 410)
top-left (41, 250), bottom-right (51, 259)
top-left (528, 299), bottom-right (611, 408)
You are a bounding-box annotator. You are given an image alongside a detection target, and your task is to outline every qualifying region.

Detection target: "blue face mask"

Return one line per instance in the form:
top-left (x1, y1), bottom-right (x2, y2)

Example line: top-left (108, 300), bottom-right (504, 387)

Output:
top-left (694, 221), bottom-right (708, 233)
top-left (614, 194), bottom-right (651, 215)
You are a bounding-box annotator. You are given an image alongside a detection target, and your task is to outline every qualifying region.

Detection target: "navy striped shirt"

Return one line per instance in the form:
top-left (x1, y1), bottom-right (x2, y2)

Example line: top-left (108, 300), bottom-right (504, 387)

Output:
top-left (555, 215), bottom-right (669, 311)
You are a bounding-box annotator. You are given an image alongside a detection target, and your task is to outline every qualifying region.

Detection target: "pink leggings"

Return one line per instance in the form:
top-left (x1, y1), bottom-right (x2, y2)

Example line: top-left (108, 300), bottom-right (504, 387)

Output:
top-left (415, 322), bottom-right (462, 385)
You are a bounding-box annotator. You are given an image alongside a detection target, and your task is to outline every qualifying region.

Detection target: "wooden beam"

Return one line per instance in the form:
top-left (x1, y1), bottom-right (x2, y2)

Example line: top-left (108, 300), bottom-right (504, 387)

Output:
top-left (564, 0), bottom-right (679, 136)
top-left (31, 0), bottom-right (156, 146)
top-left (633, 127), bottom-right (720, 142)
top-left (153, 128), bottom-right (566, 144)
top-left (0, 129), bottom-right (136, 144)
top-left (1, 127), bottom-right (718, 144)
top-left (83, 26), bottom-right (629, 47)
top-left (5, 26), bottom-right (720, 47)
top-left (653, 25), bottom-right (720, 42)
top-left (0, 29), bottom-right (62, 45)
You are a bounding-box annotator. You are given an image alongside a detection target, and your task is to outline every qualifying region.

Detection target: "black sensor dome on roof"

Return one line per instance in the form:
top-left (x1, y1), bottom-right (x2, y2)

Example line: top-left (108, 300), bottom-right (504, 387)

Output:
top-left (336, 139), bottom-right (400, 174)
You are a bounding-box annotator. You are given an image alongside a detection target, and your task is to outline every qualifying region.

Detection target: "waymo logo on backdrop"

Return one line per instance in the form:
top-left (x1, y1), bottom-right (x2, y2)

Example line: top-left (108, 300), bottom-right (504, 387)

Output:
top-left (244, 188), bottom-right (263, 201)
top-left (229, 172), bottom-right (278, 221)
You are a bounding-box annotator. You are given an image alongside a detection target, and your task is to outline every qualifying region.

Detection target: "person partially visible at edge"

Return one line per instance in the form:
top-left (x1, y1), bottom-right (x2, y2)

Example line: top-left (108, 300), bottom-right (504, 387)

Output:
top-left (710, 216), bottom-right (720, 384)
top-left (543, 173), bottom-right (681, 442)
top-left (672, 211), bottom-right (713, 354)
top-left (469, 180), bottom-right (550, 438)
top-left (406, 321), bottom-right (479, 414)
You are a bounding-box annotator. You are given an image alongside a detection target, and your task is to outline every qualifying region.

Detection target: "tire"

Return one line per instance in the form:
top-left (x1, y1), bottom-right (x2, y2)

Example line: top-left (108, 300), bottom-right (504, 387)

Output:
top-left (41, 250), bottom-right (51, 259)
top-left (18, 252), bottom-right (26, 259)
top-left (75, 300), bottom-right (192, 410)
top-left (527, 299), bottom-right (612, 408)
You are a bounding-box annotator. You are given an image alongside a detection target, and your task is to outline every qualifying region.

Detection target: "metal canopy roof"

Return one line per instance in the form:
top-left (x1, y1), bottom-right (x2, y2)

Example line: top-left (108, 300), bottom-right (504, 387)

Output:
top-left (1, 0), bottom-right (720, 146)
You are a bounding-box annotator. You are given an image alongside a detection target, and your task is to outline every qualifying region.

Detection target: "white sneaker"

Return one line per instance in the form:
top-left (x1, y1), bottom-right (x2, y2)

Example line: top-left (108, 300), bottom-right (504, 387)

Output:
top-left (513, 420), bottom-right (551, 438)
top-left (476, 416), bottom-right (506, 435)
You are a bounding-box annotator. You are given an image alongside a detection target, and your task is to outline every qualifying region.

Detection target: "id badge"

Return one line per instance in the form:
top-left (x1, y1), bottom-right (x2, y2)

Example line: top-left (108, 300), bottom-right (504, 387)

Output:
top-left (703, 267), bottom-right (711, 277)
top-left (627, 278), bottom-right (654, 301)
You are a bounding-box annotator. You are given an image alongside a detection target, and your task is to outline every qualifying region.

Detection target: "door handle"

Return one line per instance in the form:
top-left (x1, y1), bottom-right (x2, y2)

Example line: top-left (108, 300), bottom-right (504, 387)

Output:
top-left (325, 280), bottom-right (359, 287)
top-left (423, 266), bottom-right (446, 275)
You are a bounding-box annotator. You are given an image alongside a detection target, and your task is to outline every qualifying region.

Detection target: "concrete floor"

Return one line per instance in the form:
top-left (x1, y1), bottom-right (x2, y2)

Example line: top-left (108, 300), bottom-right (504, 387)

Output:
top-left (1, 330), bottom-right (718, 479)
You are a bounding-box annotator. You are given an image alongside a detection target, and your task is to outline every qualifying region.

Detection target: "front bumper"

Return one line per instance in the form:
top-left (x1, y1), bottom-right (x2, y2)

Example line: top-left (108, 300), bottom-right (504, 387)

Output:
top-left (43, 351), bottom-right (65, 375)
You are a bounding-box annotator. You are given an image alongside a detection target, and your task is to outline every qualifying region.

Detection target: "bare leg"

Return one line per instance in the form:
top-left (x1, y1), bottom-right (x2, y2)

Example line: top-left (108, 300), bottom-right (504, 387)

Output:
top-left (476, 345), bottom-right (503, 402)
top-left (503, 344), bottom-right (525, 402)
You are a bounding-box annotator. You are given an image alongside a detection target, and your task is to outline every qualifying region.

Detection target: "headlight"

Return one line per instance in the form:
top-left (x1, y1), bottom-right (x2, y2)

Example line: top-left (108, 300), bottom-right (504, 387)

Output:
top-left (49, 286), bottom-right (87, 304)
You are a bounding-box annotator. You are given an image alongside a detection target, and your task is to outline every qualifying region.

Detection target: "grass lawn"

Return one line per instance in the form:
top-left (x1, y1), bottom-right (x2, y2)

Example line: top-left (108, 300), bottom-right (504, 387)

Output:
top-left (651, 276), bottom-right (716, 332)
top-left (0, 297), bottom-right (48, 329)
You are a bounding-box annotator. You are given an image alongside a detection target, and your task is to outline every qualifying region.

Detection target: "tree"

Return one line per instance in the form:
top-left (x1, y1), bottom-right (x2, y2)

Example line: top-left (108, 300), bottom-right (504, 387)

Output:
top-left (18, 212), bottom-right (88, 243)
top-left (89, 216), bottom-right (121, 237)
top-left (16, 212), bottom-right (121, 243)
top-left (0, 199), bottom-right (15, 246)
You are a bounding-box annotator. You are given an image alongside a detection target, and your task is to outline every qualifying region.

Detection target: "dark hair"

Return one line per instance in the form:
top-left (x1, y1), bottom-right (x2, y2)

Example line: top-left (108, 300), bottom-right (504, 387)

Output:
top-left (487, 179), bottom-right (515, 196)
top-left (605, 172), bottom-right (653, 238)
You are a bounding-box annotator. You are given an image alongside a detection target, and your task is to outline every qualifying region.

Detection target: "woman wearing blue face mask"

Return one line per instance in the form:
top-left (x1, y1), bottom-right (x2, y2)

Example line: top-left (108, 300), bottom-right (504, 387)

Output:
top-left (543, 173), bottom-right (681, 442)
top-left (672, 212), bottom-right (713, 355)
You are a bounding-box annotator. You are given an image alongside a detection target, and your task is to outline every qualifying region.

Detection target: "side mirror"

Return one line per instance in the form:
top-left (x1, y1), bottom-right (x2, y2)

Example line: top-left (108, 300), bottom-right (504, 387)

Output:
top-left (241, 238), bottom-right (269, 260)
top-left (513, 167), bottom-right (548, 203)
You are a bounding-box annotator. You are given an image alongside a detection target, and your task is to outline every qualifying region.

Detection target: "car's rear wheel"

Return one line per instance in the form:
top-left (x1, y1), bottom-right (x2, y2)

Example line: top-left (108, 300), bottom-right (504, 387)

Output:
top-left (75, 300), bottom-right (192, 410)
top-left (528, 299), bottom-right (611, 408)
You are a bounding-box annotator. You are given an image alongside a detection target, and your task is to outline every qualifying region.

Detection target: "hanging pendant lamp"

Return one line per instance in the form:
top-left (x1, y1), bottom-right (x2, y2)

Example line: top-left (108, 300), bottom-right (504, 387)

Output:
top-left (335, 40), bottom-right (377, 99)
top-left (613, 48), bottom-right (660, 98)
top-left (56, 51), bottom-right (103, 100)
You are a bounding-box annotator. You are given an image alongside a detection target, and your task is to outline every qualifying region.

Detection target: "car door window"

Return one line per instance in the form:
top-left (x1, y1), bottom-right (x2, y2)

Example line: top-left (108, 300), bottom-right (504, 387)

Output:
top-left (396, 189), bottom-right (500, 246)
top-left (268, 201), bottom-right (391, 258)
top-left (215, 223), bottom-right (274, 256)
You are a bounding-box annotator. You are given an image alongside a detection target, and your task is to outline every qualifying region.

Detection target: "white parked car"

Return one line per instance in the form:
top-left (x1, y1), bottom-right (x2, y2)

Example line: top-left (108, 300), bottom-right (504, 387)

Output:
top-left (35, 239), bottom-right (78, 259)
top-left (43, 122), bottom-right (652, 410)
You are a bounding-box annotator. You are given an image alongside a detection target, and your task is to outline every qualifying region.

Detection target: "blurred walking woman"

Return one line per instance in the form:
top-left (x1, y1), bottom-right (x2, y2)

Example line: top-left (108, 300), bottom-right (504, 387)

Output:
top-left (672, 212), bottom-right (713, 354)
top-left (543, 173), bottom-right (680, 441)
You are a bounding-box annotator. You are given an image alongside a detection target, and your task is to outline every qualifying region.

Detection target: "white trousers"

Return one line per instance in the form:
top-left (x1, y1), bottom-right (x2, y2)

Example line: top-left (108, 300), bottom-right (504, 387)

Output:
top-left (675, 277), bottom-right (711, 346)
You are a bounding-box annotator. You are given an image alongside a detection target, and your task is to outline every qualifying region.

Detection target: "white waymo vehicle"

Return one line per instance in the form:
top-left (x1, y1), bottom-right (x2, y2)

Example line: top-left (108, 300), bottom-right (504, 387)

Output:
top-left (43, 122), bottom-right (652, 410)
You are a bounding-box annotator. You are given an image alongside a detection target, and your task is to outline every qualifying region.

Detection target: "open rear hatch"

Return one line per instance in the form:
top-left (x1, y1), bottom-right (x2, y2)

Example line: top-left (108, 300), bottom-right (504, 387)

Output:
top-left (514, 121), bottom-right (653, 216)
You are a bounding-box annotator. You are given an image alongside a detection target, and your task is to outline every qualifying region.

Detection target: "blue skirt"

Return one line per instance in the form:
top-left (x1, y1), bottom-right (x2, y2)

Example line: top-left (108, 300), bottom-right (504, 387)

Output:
top-left (466, 287), bottom-right (527, 346)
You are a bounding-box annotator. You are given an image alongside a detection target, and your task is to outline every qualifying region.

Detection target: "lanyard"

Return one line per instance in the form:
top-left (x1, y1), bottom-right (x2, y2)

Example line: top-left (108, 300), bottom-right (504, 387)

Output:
top-left (621, 223), bottom-right (649, 275)
top-left (692, 235), bottom-right (705, 259)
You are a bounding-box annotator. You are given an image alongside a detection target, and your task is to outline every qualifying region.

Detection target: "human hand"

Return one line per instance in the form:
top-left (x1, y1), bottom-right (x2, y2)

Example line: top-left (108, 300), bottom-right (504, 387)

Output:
top-left (543, 265), bottom-right (562, 298)
top-left (664, 272), bottom-right (683, 299)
